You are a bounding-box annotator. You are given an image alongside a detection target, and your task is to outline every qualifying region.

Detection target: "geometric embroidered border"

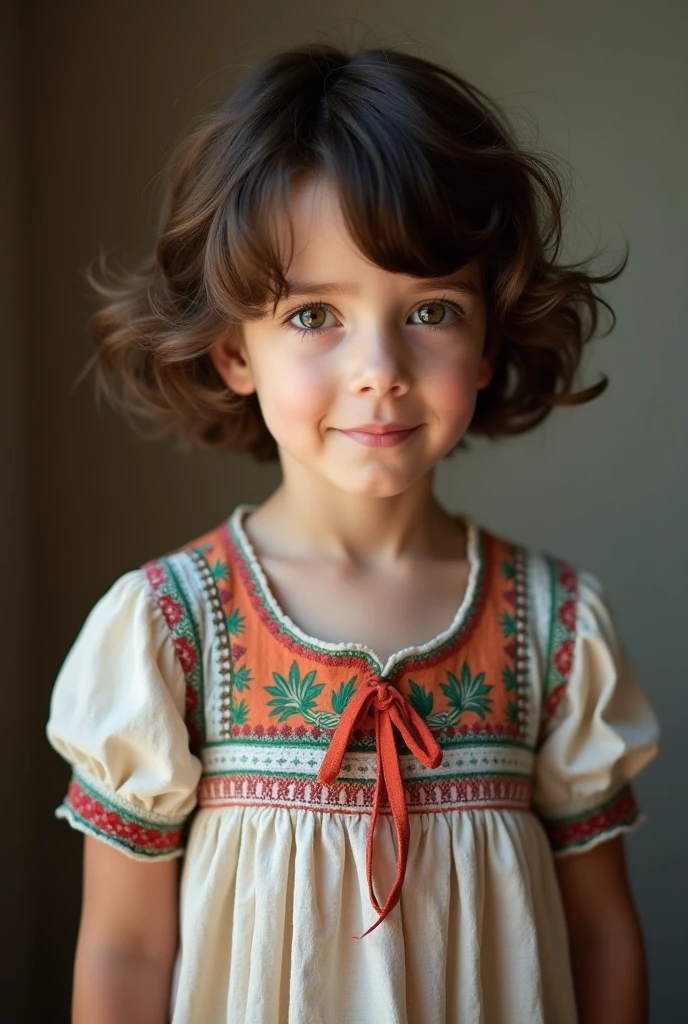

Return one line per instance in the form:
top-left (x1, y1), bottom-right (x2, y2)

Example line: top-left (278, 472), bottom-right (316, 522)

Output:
top-left (198, 771), bottom-right (532, 815)
top-left (57, 771), bottom-right (186, 858)
top-left (141, 556), bottom-right (205, 754)
top-left (540, 782), bottom-right (639, 853)
top-left (201, 739), bottom-right (534, 781)
top-left (539, 555), bottom-right (578, 742)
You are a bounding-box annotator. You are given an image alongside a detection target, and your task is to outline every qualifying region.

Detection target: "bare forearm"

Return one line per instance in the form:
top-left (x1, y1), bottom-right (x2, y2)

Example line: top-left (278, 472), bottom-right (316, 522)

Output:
top-left (568, 925), bottom-right (648, 1024)
top-left (73, 945), bottom-right (174, 1024)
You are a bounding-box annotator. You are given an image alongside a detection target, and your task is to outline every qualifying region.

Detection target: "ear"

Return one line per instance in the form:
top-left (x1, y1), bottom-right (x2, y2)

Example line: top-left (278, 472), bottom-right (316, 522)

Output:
top-left (476, 338), bottom-right (497, 390)
top-left (476, 353), bottom-right (492, 390)
top-left (209, 325), bottom-right (257, 396)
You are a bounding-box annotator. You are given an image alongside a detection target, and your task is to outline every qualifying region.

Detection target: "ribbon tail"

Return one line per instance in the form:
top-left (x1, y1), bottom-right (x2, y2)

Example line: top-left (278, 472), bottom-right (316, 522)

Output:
top-left (364, 710), bottom-right (387, 915)
top-left (389, 698), bottom-right (443, 769)
top-left (317, 686), bottom-right (373, 784)
top-left (362, 709), bottom-right (409, 931)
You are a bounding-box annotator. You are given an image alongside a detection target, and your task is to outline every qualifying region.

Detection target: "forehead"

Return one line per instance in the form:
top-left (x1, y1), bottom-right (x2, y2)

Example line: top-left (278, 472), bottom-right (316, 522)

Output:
top-left (276, 176), bottom-right (366, 265)
top-left (274, 176), bottom-right (483, 296)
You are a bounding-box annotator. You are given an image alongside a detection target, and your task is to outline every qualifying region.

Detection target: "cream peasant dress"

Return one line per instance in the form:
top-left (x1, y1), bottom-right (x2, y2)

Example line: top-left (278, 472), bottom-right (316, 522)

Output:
top-left (46, 505), bottom-right (661, 1024)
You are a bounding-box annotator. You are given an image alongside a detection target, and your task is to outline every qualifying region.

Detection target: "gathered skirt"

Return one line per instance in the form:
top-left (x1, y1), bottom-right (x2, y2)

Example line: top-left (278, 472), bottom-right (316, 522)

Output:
top-left (170, 805), bottom-right (578, 1024)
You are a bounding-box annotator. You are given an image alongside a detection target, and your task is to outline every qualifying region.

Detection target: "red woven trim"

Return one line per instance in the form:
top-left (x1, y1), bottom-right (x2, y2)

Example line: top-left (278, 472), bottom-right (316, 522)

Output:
top-left (539, 557), bottom-right (578, 744)
top-left (198, 771), bottom-right (531, 813)
top-left (141, 557), bottom-right (204, 754)
top-left (542, 680), bottom-right (567, 723)
top-left (63, 776), bottom-right (185, 857)
top-left (543, 783), bottom-right (638, 852)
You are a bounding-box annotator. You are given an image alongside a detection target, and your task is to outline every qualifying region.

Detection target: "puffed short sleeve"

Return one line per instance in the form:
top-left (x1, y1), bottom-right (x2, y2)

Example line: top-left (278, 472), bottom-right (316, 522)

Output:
top-left (46, 568), bottom-right (203, 861)
top-left (531, 567), bottom-right (660, 857)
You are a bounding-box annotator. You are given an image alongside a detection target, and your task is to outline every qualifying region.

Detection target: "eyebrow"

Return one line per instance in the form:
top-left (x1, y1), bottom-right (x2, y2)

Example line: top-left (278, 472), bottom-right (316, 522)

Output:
top-left (279, 273), bottom-right (481, 301)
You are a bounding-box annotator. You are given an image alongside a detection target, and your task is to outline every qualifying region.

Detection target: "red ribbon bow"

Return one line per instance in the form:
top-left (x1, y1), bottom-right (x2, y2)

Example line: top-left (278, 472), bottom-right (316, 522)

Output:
top-left (317, 672), bottom-right (443, 938)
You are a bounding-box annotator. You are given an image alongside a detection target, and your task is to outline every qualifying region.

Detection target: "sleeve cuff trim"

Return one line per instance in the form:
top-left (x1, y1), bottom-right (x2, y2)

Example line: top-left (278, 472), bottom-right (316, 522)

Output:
top-left (542, 783), bottom-right (639, 852)
top-left (55, 804), bottom-right (186, 860)
top-left (552, 811), bottom-right (648, 857)
top-left (61, 773), bottom-right (186, 857)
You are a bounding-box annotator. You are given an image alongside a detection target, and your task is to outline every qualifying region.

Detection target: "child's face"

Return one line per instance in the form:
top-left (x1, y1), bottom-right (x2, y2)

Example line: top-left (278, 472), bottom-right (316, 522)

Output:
top-left (211, 176), bottom-right (493, 498)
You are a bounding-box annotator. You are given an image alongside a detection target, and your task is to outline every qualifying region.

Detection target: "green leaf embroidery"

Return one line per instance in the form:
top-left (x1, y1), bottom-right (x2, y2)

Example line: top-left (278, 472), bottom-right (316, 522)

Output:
top-left (425, 710), bottom-right (453, 729)
top-left (210, 558), bottom-right (229, 582)
top-left (226, 608), bottom-right (245, 636)
top-left (500, 611), bottom-right (517, 638)
top-left (232, 663), bottom-right (253, 692)
top-left (501, 560), bottom-right (516, 581)
top-left (265, 660), bottom-right (325, 723)
top-left (439, 663), bottom-right (494, 721)
top-left (310, 711), bottom-right (341, 730)
top-left (407, 679), bottom-right (434, 719)
top-left (331, 677), bottom-right (356, 715)
top-left (506, 700), bottom-right (520, 726)
top-left (502, 664), bottom-right (518, 692)
top-left (231, 696), bottom-right (249, 725)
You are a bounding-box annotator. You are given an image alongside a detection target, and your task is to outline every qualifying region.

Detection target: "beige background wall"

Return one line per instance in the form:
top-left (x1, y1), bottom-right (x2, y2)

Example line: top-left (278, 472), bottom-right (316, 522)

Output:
top-left (5, 0), bottom-right (686, 1019)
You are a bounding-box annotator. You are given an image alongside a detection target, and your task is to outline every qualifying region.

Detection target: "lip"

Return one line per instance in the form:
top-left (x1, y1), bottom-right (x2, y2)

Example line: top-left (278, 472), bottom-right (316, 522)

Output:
top-left (341, 422), bottom-right (418, 434)
top-left (338, 425), bottom-right (419, 448)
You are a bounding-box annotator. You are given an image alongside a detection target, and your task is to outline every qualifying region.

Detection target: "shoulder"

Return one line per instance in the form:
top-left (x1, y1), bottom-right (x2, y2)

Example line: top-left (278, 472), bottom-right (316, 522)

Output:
top-left (81, 513), bottom-right (233, 616)
top-left (114, 514), bottom-right (235, 754)
top-left (68, 515), bottom-right (237, 679)
top-left (139, 513), bottom-right (236, 629)
top-left (487, 528), bottom-right (653, 753)
top-left (475, 521), bottom-right (612, 708)
top-left (139, 513), bottom-right (235, 623)
top-left (474, 519), bottom-right (586, 615)
top-left (475, 519), bottom-right (604, 622)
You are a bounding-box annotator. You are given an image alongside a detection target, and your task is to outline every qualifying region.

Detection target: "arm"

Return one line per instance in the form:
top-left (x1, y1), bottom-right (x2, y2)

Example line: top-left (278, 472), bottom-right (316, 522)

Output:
top-left (73, 835), bottom-right (180, 1024)
top-left (554, 836), bottom-right (648, 1024)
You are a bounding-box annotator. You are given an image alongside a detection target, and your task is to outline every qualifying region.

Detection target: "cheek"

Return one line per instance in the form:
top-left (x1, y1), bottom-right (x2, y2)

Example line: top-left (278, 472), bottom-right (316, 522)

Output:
top-left (258, 360), bottom-right (333, 433)
top-left (425, 357), bottom-right (481, 425)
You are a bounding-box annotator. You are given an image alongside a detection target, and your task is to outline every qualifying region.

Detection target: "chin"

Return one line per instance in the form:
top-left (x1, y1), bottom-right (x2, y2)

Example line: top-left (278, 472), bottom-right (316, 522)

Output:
top-left (331, 467), bottom-right (424, 500)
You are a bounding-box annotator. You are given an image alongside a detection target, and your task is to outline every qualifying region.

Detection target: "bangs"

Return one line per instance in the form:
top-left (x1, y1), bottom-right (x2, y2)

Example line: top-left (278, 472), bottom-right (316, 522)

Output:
top-left (202, 50), bottom-right (518, 323)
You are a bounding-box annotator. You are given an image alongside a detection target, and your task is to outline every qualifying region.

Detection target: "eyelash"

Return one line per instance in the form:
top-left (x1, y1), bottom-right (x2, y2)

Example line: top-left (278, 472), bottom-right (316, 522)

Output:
top-left (281, 295), bottom-right (467, 338)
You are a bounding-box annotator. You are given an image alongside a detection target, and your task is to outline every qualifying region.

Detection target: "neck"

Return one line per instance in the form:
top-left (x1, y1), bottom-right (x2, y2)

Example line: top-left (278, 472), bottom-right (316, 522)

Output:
top-left (242, 473), bottom-right (465, 568)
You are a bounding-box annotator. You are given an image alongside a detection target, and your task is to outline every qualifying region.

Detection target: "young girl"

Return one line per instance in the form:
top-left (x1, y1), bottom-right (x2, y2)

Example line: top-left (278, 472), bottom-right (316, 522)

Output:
top-left (46, 43), bottom-right (661, 1024)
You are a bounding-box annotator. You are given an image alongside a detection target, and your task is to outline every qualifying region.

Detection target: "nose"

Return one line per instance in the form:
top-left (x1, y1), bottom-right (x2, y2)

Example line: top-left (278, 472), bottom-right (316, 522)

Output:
top-left (349, 327), bottom-right (411, 397)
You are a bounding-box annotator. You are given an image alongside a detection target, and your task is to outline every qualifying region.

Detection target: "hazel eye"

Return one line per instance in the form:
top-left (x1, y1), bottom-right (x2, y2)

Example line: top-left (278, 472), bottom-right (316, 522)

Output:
top-left (410, 300), bottom-right (465, 329)
top-left (288, 305), bottom-right (335, 333)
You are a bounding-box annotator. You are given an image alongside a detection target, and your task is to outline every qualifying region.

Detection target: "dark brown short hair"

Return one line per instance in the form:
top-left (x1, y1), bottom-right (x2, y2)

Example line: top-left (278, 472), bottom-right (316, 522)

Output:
top-left (85, 44), bottom-right (627, 462)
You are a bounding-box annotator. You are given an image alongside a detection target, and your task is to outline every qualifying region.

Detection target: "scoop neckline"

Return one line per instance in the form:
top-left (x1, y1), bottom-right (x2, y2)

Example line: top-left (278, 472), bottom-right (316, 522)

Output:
top-left (227, 503), bottom-right (485, 677)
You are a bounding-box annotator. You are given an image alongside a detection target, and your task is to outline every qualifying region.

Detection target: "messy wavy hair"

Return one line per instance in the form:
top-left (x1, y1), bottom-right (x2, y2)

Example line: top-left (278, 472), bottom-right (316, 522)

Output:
top-left (85, 44), bottom-right (627, 462)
